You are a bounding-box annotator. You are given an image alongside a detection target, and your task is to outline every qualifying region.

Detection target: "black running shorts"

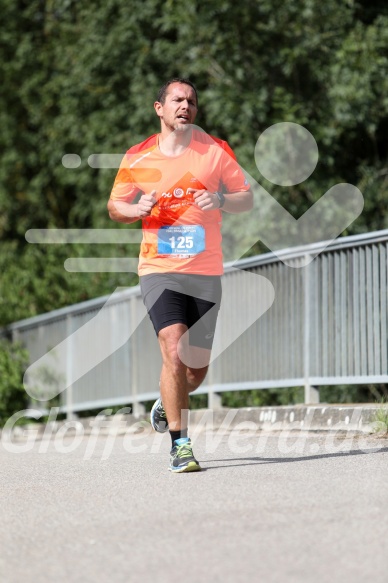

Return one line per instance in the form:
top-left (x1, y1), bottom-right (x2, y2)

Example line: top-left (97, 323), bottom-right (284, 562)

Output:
top-left (140, 273), bottom-right (222, 349)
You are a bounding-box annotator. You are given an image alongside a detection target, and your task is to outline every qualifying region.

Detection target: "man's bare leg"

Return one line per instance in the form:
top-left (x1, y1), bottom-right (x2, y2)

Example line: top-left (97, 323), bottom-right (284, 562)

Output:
top-left (158, 323), bottom-right (209, 431)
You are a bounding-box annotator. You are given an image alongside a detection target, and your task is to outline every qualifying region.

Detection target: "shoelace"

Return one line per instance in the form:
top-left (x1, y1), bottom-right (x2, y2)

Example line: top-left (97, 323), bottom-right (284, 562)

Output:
top-left (175, 443), bottom-right (193, 458)
top-left (158, 404), bottom-right (167, 419)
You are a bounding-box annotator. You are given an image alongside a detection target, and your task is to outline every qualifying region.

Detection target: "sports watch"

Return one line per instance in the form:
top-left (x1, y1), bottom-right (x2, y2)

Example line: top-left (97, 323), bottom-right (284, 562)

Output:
top-left (215, 191), bottom-right (225, 208)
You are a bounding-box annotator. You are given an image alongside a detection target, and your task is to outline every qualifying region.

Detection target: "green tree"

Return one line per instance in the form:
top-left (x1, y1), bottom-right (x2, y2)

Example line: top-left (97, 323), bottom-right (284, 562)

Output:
top-left (0, 0), bottom-right (387, 326)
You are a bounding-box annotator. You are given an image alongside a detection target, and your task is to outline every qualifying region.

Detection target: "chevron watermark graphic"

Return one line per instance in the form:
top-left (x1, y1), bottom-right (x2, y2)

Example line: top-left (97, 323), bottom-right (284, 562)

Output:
top-left (24, 123), bottom-right (363, 401)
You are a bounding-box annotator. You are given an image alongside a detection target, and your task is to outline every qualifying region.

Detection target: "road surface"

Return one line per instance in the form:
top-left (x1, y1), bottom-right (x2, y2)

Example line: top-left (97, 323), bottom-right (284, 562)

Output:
top-left (1, 425), bottom-right (387, 583)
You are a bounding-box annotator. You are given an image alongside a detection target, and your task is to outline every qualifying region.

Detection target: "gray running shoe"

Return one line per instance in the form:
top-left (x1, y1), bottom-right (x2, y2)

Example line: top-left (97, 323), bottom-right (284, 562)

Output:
top-left (169, 438), bottom-right (201, 473)
top-left (150, 397), bottom-right (168, 433)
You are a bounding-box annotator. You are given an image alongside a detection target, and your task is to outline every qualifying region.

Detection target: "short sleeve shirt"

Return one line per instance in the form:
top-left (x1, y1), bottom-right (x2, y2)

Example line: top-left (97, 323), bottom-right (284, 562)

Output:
top-left (110, 128), bottom-right (250, 276)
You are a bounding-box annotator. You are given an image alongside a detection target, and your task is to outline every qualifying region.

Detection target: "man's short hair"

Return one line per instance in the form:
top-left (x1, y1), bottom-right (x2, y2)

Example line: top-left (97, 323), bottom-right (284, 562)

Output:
top-left (157, 78), bottom-right (198, 107)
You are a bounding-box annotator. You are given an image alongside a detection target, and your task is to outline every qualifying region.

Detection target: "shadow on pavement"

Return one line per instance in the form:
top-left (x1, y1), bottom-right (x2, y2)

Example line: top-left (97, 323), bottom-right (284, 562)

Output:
top-left (203, 445), bottom-right (388, 470)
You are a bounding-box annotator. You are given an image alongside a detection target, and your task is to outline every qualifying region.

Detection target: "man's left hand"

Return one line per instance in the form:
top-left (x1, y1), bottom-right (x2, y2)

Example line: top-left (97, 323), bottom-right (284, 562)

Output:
top-left (191, 189), bottom-right (220, 211)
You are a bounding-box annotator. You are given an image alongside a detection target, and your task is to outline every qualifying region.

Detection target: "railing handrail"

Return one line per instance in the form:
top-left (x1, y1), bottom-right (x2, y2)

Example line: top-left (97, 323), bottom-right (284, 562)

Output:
top-left (4, 227), bottom-right (388, 331)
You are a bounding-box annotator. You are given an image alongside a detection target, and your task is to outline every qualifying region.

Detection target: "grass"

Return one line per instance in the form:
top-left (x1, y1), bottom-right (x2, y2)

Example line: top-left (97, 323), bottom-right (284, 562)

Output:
top-left (371, 399), bottom-right (388, 435)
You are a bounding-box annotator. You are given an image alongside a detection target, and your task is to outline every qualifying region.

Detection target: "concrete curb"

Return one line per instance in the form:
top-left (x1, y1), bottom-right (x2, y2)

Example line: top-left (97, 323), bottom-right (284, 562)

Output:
top-left (190, 404), bottom-right (383, 434)
top-left (1, 404), bottom-right (386, 443)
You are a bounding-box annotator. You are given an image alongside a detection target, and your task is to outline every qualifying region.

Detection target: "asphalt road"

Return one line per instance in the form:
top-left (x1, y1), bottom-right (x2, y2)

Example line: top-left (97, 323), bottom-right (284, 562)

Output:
top-left (1, 426), bottom-right (388, 583)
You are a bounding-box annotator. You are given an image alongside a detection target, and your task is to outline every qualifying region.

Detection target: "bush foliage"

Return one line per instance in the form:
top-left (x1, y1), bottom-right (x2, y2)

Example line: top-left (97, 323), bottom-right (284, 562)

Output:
top-left (0, 340), bottom-right (29, 425)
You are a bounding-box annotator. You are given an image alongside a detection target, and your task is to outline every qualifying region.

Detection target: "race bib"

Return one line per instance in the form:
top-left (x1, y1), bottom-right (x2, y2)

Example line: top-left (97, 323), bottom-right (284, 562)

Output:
top-left (157, 225), bottom-right (205, 257)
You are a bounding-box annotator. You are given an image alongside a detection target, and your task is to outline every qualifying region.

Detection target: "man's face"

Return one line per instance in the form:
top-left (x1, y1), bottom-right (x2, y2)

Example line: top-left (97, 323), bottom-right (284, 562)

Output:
top-left (154, 83), bottom-right (198, 133)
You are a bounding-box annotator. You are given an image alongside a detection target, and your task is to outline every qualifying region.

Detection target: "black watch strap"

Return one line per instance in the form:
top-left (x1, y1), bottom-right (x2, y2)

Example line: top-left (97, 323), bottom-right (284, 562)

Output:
top-left (215, 191), bottom-right (225, 208)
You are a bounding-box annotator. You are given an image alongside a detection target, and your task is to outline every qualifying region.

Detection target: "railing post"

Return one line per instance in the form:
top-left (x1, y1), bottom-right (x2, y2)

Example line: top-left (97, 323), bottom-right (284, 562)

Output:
top-left (130, 295), bottom-right (139, 412)
top-left (304, 383), bottom-right (320, 404)
top-left (303, 255), bottom-right (320, 404)
top-left (65, 314), bottom-right (75, 420)
top-left (208, 390), bottom-right (222, 410)
top-left (132, 401), bottom-right (146, 417)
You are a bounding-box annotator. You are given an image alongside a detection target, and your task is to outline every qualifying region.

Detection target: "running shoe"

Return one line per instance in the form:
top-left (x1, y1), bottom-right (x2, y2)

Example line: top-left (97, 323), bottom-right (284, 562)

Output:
top-left (169, 438), bottom-right (201, 473)
top-left (150, 397), bottom-right (168, 433)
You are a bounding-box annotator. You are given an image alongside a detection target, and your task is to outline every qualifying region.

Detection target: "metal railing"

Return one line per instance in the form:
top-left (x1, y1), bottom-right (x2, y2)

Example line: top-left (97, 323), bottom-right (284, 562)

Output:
top-left (5, 230), bottom-right (388, 415)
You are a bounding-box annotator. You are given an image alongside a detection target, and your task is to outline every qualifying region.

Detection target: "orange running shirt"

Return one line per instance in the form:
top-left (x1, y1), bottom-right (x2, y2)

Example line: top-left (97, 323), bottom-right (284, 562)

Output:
top-left (110, 128), bottom-right (250, 276)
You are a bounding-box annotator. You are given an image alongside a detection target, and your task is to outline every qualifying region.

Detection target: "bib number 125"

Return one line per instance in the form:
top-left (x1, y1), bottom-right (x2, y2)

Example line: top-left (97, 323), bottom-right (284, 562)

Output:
top-left (157, 225), bottom-right (205, 256)
top-left (169, 235), bottom-right (193, 250)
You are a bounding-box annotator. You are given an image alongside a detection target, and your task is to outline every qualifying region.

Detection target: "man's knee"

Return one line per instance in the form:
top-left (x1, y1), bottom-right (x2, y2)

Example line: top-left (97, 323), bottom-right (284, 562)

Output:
top-left (158, 324), bottom-right (187, 371)
top-left (186, 366), bottom-right (208, 389)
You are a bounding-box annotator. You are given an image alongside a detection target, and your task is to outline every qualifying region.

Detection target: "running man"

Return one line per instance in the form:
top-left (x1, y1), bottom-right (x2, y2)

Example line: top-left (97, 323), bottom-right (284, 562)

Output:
top-left (108, 78), bottom-right (253, 472)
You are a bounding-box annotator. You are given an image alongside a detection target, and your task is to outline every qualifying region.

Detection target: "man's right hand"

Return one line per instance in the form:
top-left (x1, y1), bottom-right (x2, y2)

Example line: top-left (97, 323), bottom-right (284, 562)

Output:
top-left (107, 190), bottom-right (157, 224)
top-left (137, 190), bottom-right (157, 217)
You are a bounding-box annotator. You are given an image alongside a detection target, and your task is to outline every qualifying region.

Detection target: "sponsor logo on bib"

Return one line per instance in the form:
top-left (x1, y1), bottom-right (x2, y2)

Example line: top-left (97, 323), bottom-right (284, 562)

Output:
top-left (174, 187), bottom-right (184, 198)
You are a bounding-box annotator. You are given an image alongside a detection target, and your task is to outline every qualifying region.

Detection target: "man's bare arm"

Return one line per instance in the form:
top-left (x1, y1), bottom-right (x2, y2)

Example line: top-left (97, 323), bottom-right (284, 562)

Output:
top-left (107, 191), bottom-right (157, 224)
